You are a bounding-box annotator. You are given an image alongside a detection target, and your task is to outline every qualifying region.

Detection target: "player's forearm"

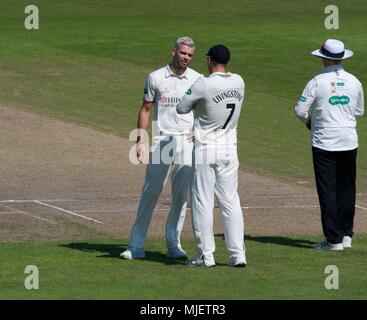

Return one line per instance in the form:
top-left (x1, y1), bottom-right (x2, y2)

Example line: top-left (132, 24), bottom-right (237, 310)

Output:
top-left (176, 99), bottom-right (193, 114)
top-left (137, 107), bottom-right (151, 143)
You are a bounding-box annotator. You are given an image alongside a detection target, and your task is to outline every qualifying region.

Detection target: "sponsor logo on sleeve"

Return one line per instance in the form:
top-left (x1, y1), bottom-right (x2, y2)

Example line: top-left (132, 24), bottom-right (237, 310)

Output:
top-left (186, 89), bottom-right (192, 95)
top-left (300, 96), bottom-right (307, 102)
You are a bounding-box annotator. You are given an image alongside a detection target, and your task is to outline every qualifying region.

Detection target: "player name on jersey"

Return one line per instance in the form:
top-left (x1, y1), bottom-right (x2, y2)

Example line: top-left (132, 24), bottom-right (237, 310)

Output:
top-left (212, 90), bottom-right (243, 104)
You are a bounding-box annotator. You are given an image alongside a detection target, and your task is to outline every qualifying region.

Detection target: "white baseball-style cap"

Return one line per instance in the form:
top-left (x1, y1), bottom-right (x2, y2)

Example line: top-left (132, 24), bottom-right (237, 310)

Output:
top-left (311, 39), bottom-right (353, 60)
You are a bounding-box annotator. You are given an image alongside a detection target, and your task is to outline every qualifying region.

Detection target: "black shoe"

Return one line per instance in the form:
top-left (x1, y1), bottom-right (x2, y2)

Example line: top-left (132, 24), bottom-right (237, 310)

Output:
top-left (234, 262), bottom-right (246, 268)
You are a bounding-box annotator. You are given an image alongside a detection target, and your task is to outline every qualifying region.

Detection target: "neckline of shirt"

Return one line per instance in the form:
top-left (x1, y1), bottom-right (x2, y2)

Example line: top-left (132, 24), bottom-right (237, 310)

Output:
top-left (209, 72), bottom-right (232, 77)
top-left (165, 64), bottom-right (189, 79)
top-left (321, 65), bottom-right (344, 74)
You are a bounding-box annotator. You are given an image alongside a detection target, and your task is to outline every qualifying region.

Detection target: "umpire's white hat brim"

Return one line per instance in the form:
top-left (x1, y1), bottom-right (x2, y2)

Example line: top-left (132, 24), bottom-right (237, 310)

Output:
top-left (311, 48), bottom-right (353, 60)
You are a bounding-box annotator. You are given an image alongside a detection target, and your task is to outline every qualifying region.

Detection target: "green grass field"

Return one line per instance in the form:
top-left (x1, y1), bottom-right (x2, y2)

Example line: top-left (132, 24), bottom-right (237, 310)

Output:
top-left (1, 236), bottom-right (367, 300)
top-left (1, 0), bottom-right (367, 300)
top-left (1, 0), bottom-right (367, 186)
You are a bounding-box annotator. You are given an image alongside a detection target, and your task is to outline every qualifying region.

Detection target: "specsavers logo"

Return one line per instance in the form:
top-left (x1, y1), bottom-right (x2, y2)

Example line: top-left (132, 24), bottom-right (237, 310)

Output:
top-left (328, 96), bottom-right (350, 105)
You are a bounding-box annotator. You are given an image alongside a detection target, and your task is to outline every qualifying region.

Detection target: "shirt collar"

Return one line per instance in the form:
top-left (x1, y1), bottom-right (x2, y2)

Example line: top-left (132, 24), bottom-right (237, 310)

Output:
top-left (321, 64), bottom-right (344, 74)
top-left (209, 72), bottom-right (232, 77)
top-left (165, 64), bottom-right (189, 79)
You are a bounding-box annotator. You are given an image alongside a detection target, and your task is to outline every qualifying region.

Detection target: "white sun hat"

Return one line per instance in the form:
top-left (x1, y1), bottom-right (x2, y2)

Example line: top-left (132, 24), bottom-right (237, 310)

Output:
top-left (311, 39), bottom-right (353, 60)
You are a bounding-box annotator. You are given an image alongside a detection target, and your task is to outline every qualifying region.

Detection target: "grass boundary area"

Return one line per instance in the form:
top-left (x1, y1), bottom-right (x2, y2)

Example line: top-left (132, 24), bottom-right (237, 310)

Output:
top-left (1, 235), bottom-right (367, 300)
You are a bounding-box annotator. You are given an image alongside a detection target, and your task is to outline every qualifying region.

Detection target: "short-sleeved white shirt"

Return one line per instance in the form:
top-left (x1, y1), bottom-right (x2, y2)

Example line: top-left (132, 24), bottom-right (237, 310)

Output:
top-left (295, 65), bottom-right (364, 151)
top-left (143, 65), bottom-right (202, 135)
top-left (176, 72), bottom-right (245, 150)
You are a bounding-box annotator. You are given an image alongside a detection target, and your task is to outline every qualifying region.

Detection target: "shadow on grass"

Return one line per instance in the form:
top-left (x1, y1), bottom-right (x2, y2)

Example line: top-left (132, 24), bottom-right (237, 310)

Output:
top-left (215, 234), bottom-right (315, 249)
top-left (59, 243), bottom-right (186, 265)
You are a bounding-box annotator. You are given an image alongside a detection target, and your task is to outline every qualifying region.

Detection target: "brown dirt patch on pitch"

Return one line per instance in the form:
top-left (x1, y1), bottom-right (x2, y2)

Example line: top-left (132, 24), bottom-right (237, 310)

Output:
top-left (1, 105), bottom-right (367, 242)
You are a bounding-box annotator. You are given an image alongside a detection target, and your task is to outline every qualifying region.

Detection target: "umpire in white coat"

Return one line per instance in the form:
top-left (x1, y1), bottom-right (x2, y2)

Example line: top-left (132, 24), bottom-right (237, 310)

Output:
top-left (295, 39), bottom-right (364, 250)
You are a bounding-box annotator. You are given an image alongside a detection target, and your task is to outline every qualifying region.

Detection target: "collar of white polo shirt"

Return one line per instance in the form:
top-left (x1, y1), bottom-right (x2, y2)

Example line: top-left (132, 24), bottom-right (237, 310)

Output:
top-left (209, 72), bottom-right (232, 77)
top-left (321, 64), bottom-right (344, 74)
top-left (165, 64), bottom-right (189, 79)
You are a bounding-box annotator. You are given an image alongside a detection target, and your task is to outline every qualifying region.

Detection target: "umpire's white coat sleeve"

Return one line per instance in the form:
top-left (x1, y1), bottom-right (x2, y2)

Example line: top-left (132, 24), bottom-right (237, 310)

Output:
top-left (294, 78), bottom-right (317, 124)
top-left (176, 77), bottom-right (205, 114)
top-left (356, 82), bottom-right (364, 117)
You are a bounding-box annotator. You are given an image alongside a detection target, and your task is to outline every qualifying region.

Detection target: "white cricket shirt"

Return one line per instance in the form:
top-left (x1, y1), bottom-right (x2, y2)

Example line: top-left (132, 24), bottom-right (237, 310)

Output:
top-left (176, 72), bottom-right (245, 150)
top-left (143, 64), bottom-right (202, 135)
top-left (295, 65), bottom-right (364, 151)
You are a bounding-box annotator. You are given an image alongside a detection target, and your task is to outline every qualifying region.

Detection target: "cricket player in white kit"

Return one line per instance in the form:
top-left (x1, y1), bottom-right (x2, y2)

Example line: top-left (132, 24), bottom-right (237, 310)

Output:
top-left (295, 39), bottom-right (364, 250)
top-left (120, 37), bottom-right (201, 260)
top-left (177, 44), bottom-right (246, 267)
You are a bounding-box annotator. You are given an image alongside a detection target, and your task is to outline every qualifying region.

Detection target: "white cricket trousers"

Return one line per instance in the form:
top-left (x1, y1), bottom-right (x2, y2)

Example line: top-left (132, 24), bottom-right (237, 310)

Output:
top-left (129, 135), bottom-right (193, 251)
top-left (191, 149), bottom-right (245, 265)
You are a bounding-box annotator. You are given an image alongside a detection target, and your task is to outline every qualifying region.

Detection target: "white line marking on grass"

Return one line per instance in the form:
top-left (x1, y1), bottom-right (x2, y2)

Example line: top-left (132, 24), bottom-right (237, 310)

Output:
top-left (356, 204), bottom-right (367, 211)
top-left (1, 193), bottom-right (366, 204)
top-left (0, 203), bottom-right (56, 224)
top-left (0, 200), bottom-right (30, 203)
top-left (245, 195), bottom-right (318, 199)
top-left (75, 209), bottom-right (126, 213)
top-left (33, 200), bottom-right (104, 224)
top-left (243, 193), bottom-right (367, 199)
top-left (241, 205), bottom-right (320, 209)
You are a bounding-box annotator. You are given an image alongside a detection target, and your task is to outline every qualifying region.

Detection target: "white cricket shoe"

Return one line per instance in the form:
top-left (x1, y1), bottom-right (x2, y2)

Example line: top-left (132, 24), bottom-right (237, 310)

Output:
top-left (119, 247), bottom-right (145, 259)
top-left (166, 247), bottom-right (188, 259)
top-left (229, 257), bottom-right (247, 268)
top-left (313, 239), bottom-right (344, 251)
top-left (186, 257), bottom-right (216, 268)
top-left (343, 236), bottom-right (352, 248)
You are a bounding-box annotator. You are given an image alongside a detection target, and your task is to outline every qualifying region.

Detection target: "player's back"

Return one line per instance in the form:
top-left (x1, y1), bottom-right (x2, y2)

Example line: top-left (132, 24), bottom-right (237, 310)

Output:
top-left (195, 72), bottom-right (245, 149)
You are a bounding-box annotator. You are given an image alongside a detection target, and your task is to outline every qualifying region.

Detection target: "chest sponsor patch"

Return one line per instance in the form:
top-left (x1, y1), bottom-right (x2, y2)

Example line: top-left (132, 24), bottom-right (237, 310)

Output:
top-left (328, 95), bottom-right (350, 105)
top-left (160, 96), bottom-right (181, 107)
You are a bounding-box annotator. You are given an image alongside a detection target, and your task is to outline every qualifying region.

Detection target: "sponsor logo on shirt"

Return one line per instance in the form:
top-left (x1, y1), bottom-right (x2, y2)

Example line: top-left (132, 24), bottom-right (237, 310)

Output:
top-left (186, 89), bottom-right (192, 95)
top-left (328, 95), bottom-right (350, 105)
top-left (336, 82), bottom-right (345, 87)
top-left (300, 96), bottom-right (307, 102)
top-left (160, 96), bottom-right (182, 107)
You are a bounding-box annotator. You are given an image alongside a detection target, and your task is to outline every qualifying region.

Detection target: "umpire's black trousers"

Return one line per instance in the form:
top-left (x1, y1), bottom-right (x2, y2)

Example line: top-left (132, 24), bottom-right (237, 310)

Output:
top-left (312, 147), bottom-right (357, 244)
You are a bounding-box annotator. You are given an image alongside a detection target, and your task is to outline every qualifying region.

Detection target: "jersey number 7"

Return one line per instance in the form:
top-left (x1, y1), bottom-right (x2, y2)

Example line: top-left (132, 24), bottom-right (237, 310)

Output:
top-left (222, 104), bottom-right (235, 129)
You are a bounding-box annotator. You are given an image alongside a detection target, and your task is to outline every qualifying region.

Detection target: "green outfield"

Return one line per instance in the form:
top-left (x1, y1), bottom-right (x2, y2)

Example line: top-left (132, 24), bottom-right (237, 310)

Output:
top-left (1, 0), bottom-right (367, 186)
top-left (1, 236), bottom-right (367, 300)
top-left (1, 0), bottom-right (367, 300)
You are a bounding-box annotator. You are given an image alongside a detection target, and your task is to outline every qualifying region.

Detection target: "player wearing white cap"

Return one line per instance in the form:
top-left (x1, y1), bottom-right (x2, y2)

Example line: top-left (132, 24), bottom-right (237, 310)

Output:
top-left (120, 37), bottom-right (202, 260)
top-left (295, 39), bottom-right (364, 250)
top-left (177, 44), bottom-right (246, 267)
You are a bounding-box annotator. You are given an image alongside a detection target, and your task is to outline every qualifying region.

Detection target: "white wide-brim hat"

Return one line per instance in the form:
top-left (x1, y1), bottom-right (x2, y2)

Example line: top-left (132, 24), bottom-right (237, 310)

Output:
top-left (311, 39), bottom-right (353, 60)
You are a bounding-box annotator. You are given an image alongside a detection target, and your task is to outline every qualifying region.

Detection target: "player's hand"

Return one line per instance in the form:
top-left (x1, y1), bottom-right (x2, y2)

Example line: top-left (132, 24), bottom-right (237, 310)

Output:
top-left (186, 130), bottom-right (195, 143)
top-left (136, 142), bottom-right (147, 163)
